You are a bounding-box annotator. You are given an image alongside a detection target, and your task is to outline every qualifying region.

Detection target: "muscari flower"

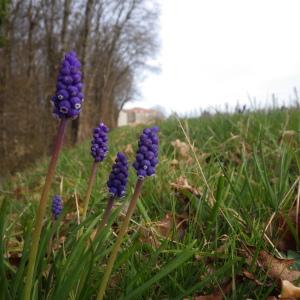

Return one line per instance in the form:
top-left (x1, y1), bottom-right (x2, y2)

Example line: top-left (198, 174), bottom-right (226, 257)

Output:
top-left (52, 195), bottom-right (63, 220)
top-left (133, 126), bottom-right (159, 178)
top-left (107, 152), bottom-right (128, 198)
top-left (96, 128), bottom-right (159, 299)
top-left (91, 123), bottom-right (109, 162)
top-left (51, 51), bottom-right (84, 119)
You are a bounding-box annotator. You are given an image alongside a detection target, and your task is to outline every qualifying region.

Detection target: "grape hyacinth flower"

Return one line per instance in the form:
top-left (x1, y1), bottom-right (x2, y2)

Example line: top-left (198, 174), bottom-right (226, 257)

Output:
top-left (107, 152), bottom-right (128, 198)
top-left (82, 123), bottom-right (109, 221)
top-left (95, 153), bottom-right (128, 236)
top-left (51, 51), bottom-right (84, 119)
top-left (24, 51), bottom-right (84, 300)
top-left (91, 123), bottom-right (109, 162)
top-left (52, 195), bottom-right (63, 220)
top-left (97, 127), bottom-right (159, 300)
top-left (133, 126), bottom-right (159, 178)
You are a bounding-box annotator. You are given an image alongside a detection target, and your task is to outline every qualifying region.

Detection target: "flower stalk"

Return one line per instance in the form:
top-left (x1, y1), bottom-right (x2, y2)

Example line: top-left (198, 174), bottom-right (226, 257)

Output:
top-left (24, 118), bottom-right (67, 300)
top-left (25, 50), bottom-right (84, 300)
top-left (81, 123), bottom-right (109, 222)
top-left (96, 126), bottom-right (159, 299)
top-left (82, 161), bottom-right (98, 220)
top-left (96, 178), bottom-right (144, 300)
top-left (94, 196), bottom-right (115, 238)
top-left (94, 152), bottom-right (129, 240)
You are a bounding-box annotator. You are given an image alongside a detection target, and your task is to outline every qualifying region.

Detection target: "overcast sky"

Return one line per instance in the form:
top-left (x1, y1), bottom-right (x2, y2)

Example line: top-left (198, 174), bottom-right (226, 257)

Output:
top-left (125, 0), bottom-right (300, 114)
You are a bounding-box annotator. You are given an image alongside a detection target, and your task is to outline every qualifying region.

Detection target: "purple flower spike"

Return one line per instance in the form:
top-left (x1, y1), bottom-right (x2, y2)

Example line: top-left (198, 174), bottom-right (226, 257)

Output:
top-left (91, 122), bottom-right (109, 162)
top-left (51, 51), bottom-right (84, 119)
top-left (52, 195), bottom-right (63, 220)
top-left (107, 152), bottom-right (128, 198)
top-left (133, 126), bottom-right (159, 178)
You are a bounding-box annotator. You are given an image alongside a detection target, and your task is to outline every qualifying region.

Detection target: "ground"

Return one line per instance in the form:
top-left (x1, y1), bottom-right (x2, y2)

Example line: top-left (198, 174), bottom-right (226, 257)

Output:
top-left (2, 108), bottom-right (300, 299)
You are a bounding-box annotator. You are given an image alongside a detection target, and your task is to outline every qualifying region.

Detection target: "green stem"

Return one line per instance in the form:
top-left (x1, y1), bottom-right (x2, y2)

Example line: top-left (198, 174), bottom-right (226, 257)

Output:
top-left (94, 196), bottom-right (115, 239)
top-left (24, 118), bottom-right (67, 300)
top-left (97, 179), bottom-right (144, 300)
top-left (82, 161), bottom-right (98, 221)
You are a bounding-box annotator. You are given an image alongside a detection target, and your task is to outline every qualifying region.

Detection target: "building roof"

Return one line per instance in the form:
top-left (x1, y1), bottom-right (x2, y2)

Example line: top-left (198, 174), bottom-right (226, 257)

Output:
top-left (123, 107), bottom-right (158, 114)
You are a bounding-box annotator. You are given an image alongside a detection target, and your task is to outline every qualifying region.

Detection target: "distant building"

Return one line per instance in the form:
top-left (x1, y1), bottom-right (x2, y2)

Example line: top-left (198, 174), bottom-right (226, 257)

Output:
top-left (117, 107), bottom-right (164, 127)
top-left (118, 110), bottom-right (128, 127)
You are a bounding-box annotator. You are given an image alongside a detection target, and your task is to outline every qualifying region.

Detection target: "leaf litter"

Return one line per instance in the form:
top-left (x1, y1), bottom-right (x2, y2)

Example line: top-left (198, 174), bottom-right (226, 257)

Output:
top-left (139, 212), bottom-right (188, 248)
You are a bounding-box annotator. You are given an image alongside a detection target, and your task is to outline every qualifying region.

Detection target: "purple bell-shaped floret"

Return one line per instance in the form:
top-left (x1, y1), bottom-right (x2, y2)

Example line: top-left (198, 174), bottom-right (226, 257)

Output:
top-left (52, 195), bottom-right (63, 219)
top-left (133, 126), bottom-right (159, 178)
top-left (107, 152), bottom-right (128, 198)
top-left (51, 51), bottom-right (84, 119)
top-left (90, 122), bottom-right (109, 162)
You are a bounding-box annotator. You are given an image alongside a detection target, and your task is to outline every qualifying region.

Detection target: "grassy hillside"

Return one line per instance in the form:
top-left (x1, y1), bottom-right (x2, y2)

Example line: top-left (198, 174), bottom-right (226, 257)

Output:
top-left (2, 108), bottom-right (300, 299)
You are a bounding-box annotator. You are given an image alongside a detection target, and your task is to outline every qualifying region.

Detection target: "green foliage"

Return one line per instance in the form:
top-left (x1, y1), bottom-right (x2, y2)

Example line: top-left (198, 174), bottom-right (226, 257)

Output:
top-left (2, 107), bottom-right (300, 298)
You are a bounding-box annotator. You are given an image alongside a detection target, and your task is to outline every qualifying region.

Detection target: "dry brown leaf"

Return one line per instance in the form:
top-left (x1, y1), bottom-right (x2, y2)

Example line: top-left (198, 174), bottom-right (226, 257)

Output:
top-left (228, 152), bottom-right (242, 165)
top-left (171, 139), bottom-right (190, 155)
top-left (244, 248), bottom-right (300, 283)
top-left (13, 186), bottom-right (27, 199)
top-left (8, 252), bottom-right (22, 267)
top-left (171, 139), bottom-right (194, 164)
top-left (170, 176), bottom-right (202, 209)
top-left (157, 212), bottom-right (187, 239)
top-left (5, 237), bottom-right (23, 267)
top-left (64, 212), bottom-right (78, 222)
top-left (186, 280), bottom-right (233, 300)
top-left (170, 176), bottom-right (201, 197)
top-left (200, 259), bottom-right (215, 279)
top-left (258, 250), bottom-right (299, 281)
top-left (276, 206), bottom-right (300, 252)
top-left (280, 280), bottom-right (300, 299)
top-left (52, 236), bottom-right (66, 251)
top-left (242, 270), bottom-right (263, 286)
top-left (139, 213), bottom-right (187, 248)
top-left (279, 130), bottom-right (298, 147)
top-left (170, 159), bottom-right (179, 166)
top-left (171, 138), bottom-right (209, 165)
top-left (192, 294), bottom-right (223, 300)
top-left (124, 143), bottom-right (134, 155)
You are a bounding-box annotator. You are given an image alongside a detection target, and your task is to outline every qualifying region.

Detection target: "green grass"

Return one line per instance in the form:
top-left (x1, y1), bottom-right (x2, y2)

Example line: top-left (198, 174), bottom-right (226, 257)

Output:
top-left (1, 107), bottom-right (300, 299)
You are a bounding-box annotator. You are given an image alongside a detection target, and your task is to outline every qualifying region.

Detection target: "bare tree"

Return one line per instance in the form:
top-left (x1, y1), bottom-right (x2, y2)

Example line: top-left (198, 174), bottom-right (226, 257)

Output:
top-left (0, 0), bottom-right (160, 175)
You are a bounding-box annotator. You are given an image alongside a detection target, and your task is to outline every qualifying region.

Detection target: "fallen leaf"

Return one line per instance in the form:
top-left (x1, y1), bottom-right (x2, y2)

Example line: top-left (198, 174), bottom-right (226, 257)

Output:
top-left (5, 237), bottom-right (23, 267)
top-left (187, 279), bottom-right (233, 300)
top-left (157, 212), bottom-right (187, 239)
top-left (13, 186), bottom-right (28, 200)
top-left (8, 252), bottom-right (22, 267)
top-left (279, 130), bottom-right (298, 147)
top-left (276, 205), bottom-right (300, 252)
top-left (171, 139), bottom-right (193, 164)
top-left (193, 295), bottom-right (223, 300)
top-left (242, 270), bottom-right (263, 286)
top-left (139, 212), bottom-right (188, 248)
top-left (170, 159), bottom-right (179, 166)
top-left (200, 258), bottom-right (215, 278)
top-left (171, 139), bottom-right (190, 155)
top-left (244, 248), bottom-right (300, 283)
top-left (170, 176), bottom-right (201, 197)
top-left (280, 280), bottom-right (300, 299)
top-left (64, 212), bottom-right (78, 222)
top-left (52, 236), bottom-right (66, 251)
top-left (124, 143), bottom-right (133, 155)
top-left (228, 152), bottom-right (242, 165)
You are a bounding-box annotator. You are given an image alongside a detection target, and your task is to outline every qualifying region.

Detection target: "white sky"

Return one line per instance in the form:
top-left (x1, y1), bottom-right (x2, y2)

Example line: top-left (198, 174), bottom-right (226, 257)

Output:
top-left (125, 0), bottom-right (300, 115)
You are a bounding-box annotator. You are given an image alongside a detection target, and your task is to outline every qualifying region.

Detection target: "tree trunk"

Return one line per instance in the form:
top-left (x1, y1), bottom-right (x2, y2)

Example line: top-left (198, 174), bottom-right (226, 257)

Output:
top-left (61, 0), bottom-right (71, 53)
top-left (71, 0), bottom-right (94, 144)
top-left (0, 0), bottom-right (10, 173)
